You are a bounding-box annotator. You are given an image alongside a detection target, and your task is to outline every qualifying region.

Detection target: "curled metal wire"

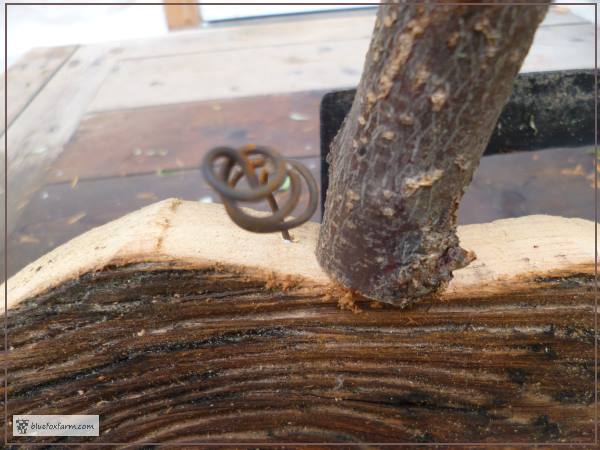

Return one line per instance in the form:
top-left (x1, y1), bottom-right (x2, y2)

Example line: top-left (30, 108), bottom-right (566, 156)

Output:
top-left (202, 144), bottom-right (318, 240)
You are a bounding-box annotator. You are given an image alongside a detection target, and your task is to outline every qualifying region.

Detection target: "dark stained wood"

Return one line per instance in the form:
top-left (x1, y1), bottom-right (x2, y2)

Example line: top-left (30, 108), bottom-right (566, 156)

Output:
top-left (5, 263), bottom-right (595, 444)
top-left (47, 91), bottom-right (324, 183)
top-left (459, 146), bottom-right (595, 225)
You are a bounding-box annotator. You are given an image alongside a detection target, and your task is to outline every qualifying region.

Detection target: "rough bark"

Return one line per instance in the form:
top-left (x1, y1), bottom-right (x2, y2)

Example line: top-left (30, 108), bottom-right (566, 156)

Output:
top-left (317, 2), bottom-right (550, 305)
top-left (2, 200), bottom-right (596, 445)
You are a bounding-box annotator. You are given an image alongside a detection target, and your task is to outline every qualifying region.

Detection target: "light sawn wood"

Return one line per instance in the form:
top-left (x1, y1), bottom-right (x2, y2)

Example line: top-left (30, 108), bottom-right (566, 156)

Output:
top-left (3, 200), bottom-right (595, 444)
top-left (163, 0), bottom-right (202, 30)
top-left (4, 199), bottom-right (594, 310)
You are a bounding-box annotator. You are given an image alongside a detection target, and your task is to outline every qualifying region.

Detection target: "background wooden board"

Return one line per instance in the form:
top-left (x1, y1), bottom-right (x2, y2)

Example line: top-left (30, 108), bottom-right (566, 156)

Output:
top-left (458, 146), bottom-right (595, 225)
top-left (85, 11), bottom-right (596, 113)
top-left (1, 45), bottom-right (77, 134)
top-left (47, 91), bottom-right (323, 183)
top-left (6, 156), bottom-right (321, 278)
top-left (3, 44), bottom-right (117, 237)
top-left (87, 39), bottom-right (366, 112)
top-left (114, 9), bottom-right (376, 60)
top-left (6, 146), bottom-right (595, 279)
top-left (521, 23), bottom-right (598, 72)
top-left (4, 5), bottom-right (597, 288)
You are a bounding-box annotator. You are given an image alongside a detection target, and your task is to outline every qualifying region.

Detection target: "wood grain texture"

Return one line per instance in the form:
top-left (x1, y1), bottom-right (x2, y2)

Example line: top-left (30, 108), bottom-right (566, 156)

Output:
top-left (3, 43), bottom-right (117, 237)
top-left (103, 6), bottom-right (582, 62)
top-left (85, 7), bottom-right (594, 113)
top-left (88, 39), bottom-right (367, 113)
top-left (5, 199), bottom-right (595, 318)
top-left (2, 200), bottom-right (596, 445)
top-left (111, 9), bottom-right (377, 60)
top-left (47, 91), bottom-right (323, 183)
top-left (1, 45), bottom-right (77, 134)
top-left (7, 146), bottom-right (594, 285)
top-left (8, 157), bottom-right (321, 279)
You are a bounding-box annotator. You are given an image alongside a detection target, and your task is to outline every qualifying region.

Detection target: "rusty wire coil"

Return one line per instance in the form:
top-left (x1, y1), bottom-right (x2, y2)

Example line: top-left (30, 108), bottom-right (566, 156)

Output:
top-left (202, 145), bottom-right (318, 239)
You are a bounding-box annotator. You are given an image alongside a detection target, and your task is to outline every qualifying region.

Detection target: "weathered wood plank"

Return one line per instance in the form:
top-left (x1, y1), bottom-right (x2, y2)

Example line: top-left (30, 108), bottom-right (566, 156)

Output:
top-left (48, 91), bottom-right (323, 183)
top-left (110, 6), bottom-right (584, 61)
top-left (87, 39), bottom-right (367, 112)
top-left (521, 23), bottom-right (597, 72)
top-left (8, 146), bottom-right (594, 280)
top-left (459, 146), bottom-right (596, 225)
top-left (0, 45), bottom-right (77, 134)
top-left (2, 44), bottom-right (117, 236)
top-left (540, 5), bottom-right (592, 25)
top-left (86, 9), bottom-right (594, 113)
top-left (115, 9), bottom-right (377, 60)
top-left (2, 201), bottom-right (595, 444)
top-left (7, 157), bottom-right (321, 278)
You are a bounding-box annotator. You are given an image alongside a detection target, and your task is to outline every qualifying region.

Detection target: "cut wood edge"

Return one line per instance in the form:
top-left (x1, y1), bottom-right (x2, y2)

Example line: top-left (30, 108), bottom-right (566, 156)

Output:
top-left (3, 198), bottom-right (596, 311)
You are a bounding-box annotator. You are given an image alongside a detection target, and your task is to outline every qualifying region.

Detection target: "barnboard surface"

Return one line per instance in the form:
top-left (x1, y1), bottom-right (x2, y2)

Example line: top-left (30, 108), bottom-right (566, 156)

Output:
top-left (6, 145), bottom-right (594, 281)
top-left (3, 44), bottom-right (118, 237)
top-left (4, 6), bottom-right (595, 275)
top-left (3, 200), bottom-right (596, 444)
top-left (87, 9), bottom-right (596, 112)
top-left (1, 45), bottom-right (77, 134)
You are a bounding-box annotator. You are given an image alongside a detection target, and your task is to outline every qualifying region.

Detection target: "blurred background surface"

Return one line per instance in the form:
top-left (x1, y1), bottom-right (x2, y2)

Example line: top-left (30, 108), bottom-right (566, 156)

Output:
top-left (1, 1), bottom-right (598, 279)
top-left (2, 1), bottom-right (595, 69)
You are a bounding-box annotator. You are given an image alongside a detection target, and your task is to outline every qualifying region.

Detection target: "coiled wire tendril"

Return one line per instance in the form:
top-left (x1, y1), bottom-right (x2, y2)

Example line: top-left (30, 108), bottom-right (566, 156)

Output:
top-left (202, 145), bottom-right (318, 240)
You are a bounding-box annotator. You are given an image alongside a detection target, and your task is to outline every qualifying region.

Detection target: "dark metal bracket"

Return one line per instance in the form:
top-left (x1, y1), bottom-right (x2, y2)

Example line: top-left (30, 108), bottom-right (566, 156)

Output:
top-left (319, 69), bottom-right (596, 217)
